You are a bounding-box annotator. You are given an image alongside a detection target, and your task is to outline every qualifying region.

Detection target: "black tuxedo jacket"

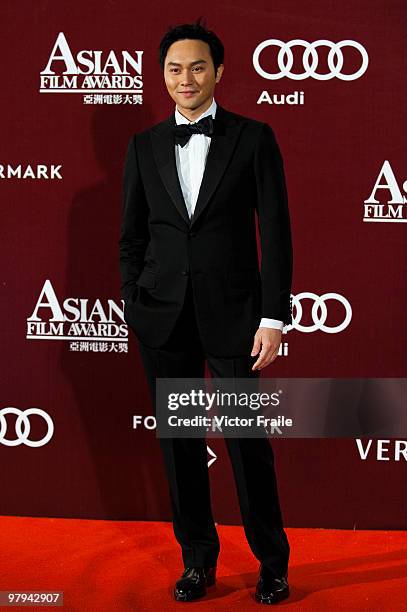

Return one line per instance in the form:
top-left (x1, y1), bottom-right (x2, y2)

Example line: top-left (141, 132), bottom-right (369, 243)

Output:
top-left (119, 104), bottom-right (293, 357)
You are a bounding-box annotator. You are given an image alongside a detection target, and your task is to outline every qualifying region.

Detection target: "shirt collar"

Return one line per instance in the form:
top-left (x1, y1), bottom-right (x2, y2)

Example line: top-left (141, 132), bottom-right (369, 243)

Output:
top-left (175, 97), bottom-right (217, 125)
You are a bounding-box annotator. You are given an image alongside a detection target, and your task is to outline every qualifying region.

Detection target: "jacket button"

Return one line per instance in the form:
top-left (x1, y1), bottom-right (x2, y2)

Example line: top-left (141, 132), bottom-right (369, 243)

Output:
top-left (181, 269), bottom-right (189, 276)
top-left (189, 231), bottom-right (196, 238)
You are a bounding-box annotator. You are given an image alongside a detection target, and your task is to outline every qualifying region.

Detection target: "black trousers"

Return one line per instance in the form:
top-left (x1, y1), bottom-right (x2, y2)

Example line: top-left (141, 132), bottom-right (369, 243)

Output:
top-left (137, 276), bottom-right (290, 578)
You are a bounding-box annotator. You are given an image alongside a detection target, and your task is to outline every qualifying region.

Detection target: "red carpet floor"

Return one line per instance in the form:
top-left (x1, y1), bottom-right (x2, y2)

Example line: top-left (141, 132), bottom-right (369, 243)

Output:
top-left (0, 517), bottom-right (406, 610)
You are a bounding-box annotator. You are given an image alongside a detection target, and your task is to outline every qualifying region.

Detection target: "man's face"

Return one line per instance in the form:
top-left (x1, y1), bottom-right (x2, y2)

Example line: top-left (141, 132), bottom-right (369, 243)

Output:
top-left (163, 38), bottom-right (224, 115)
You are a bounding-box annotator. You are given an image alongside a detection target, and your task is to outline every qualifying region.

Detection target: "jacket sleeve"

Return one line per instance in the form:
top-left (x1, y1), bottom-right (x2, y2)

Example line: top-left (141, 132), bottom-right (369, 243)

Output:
top-left (119, 134), bottom-right (150, 303)
top-left (254, 123), bottom-right (293, 326)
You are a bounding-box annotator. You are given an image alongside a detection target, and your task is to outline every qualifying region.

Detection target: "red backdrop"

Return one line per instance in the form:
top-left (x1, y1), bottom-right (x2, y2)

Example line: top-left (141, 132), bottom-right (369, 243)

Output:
top-left (1, 0), bottom-right (406, 528)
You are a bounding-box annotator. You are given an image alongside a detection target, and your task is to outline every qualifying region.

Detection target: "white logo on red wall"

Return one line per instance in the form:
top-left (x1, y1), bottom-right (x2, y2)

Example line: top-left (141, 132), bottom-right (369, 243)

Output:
top-left (40, 32), bottom-right (144, 105)
top-left (253, 39), bottom-right (369, 107)
top-left (0, 407), bottom-right (54, 447)
top-left (356, 439), bottom-right (407, 461)
top-left (26, 279), bottom-right (128, 354)
top-left (363, 161), bottom-right (407, 223)
top-left (288, 292), bottom-right (352, 334)
top-left (0, 164), bottom-right (62, 179)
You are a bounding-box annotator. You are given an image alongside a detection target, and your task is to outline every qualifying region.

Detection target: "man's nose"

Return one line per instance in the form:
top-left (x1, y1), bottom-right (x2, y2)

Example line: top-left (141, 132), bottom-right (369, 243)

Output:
top-left (180, 70), bottom-right (195, 85)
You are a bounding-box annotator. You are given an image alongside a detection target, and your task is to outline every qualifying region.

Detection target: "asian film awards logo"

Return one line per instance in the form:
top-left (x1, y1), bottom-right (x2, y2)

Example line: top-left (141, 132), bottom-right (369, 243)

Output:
top-left (39, 32), bottom-right (144, 105)
top-left (26, 280), bottom-right (128, 353)
top-left (364, 161), bottom-right (407, 223)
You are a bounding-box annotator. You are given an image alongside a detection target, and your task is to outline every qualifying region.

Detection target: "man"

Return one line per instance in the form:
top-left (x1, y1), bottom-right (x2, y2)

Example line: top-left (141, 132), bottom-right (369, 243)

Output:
top-left (119, 18), bottom-right (293, 605)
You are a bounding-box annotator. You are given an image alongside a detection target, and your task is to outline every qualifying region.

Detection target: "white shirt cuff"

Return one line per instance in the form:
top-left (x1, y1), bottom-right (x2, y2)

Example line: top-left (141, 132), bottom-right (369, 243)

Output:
top-left (259, 318), bottom-right (284, 331)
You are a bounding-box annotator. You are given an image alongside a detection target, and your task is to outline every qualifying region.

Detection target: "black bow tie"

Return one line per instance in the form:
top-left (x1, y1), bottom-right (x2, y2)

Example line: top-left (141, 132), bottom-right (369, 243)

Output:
top-left (174, 115), bottom-right (215, 147)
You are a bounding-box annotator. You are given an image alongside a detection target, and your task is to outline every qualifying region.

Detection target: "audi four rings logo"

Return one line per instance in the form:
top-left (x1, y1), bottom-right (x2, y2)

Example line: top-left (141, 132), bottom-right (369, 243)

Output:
top-left (0, 408), bottom-right (54, 447)
top-left (289, 292), bottom-right (352, 333)
top-left (253, 39), bottom-right (369, 80)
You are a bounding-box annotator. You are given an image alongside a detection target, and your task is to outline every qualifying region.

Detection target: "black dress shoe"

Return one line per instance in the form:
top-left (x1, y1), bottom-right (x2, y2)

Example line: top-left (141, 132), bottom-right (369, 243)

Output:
top-left (174, 566), bottom-right (216, 601)
top-left (255, 568), bottom-right (289, 605)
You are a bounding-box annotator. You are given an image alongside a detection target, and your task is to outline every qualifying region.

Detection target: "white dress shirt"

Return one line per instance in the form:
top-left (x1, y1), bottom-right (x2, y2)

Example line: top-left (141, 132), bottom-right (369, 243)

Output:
top-left (174, 97), bottom-right (283, 331)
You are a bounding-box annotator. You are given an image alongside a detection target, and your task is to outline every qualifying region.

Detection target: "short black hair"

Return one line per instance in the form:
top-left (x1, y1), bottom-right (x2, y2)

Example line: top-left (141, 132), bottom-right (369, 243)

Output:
top-left (158, 16), bottom-right (224, 74)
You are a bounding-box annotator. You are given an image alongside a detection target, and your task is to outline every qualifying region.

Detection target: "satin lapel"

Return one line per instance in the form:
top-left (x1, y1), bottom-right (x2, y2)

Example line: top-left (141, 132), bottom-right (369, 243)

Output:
top-left (150, 104), bottom-right (243, 229)
top-left (150, 115), bottom-right (191, 227)
top-left (191, 105), bottom-right (243, 228)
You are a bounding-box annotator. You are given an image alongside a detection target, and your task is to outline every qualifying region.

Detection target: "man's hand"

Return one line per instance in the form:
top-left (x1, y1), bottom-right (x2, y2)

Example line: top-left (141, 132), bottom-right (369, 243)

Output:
top-left (251, 327), bottom-right (282, 370)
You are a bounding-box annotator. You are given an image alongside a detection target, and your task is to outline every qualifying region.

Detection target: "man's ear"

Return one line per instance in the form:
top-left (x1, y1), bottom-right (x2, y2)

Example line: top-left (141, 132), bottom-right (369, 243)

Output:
top-left (215, 64), bottom-right (224, 83)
